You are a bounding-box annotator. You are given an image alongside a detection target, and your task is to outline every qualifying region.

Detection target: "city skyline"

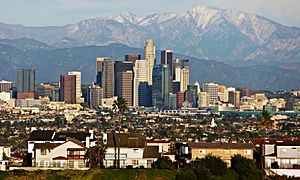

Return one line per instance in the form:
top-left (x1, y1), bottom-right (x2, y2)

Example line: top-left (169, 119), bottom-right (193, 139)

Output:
top-left (0, 1), bottom-right (299, 27)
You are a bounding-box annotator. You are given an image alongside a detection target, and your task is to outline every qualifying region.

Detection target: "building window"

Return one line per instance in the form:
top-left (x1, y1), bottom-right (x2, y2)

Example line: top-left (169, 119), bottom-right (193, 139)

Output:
top-left (132, 160), bottom-right (138, 166)
top-left (41, 149), bottom-right (47, 155)
top-left (69, 161), bottom-right (74, 168)
top-left (244, 150), bottom-right (251, 155)
top-left (291, 159), bottom-right (297, 164)
top-left (199, 150), bottom-right (206, 154)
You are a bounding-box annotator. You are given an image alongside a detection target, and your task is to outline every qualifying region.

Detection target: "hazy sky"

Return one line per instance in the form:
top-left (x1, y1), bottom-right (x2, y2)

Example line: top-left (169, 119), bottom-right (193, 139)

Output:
top-left (0, 0), bottom-right (299, 27)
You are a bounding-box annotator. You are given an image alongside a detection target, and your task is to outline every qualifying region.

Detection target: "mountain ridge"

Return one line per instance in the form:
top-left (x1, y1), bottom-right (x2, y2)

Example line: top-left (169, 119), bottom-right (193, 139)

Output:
top-left (0, 6), bottom-right (299, 62)
top-left (0, 38), bottom-right (300, 91)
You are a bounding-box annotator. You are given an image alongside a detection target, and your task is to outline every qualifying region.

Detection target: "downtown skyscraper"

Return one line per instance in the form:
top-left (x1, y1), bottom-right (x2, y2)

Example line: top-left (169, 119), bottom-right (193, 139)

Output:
top-left (144, 40), bottom-right (156, 85)
top-left (96, 57), bottom-right (114, 98)
top-left (17, 68), bottom-right (35, 99)
top-left (133, 60), bottom-right (148, 107)
top-left (60, 74), bottom-right (76, 104)
top-left (152, 64), bottom-right (170, 109)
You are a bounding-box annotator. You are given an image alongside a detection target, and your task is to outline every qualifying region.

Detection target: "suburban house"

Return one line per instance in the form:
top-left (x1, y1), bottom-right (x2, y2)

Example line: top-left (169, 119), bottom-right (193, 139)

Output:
top-left (177, 142), bottom-right (255, 166)
top-left (103, 133), bottom-right (162, 168)
top-left (28, 129), bottom-right (95, 156)
top-left (27, 129), bottom-right (95, 168)
top-left (264, 142), bottom-right (300, 169)
top-left (245, 138), bottom-right (300, 168)
top-left (33, 137), bottom-right (87, 168)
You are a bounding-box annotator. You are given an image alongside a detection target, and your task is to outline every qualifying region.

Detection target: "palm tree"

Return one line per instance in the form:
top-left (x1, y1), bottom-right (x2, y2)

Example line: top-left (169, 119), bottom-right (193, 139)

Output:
top-left (84, 139), bottom-right (106, 168)
top-left (259, 110), bottom-right (273, 169)
top-left (111, 96), bottom-right (128, 168)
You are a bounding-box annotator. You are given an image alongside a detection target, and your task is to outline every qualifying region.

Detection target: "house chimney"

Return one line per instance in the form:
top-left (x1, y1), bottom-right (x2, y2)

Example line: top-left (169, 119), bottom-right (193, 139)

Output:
top-left (86, 136), bottom-right (90, 148)
top-left (158, 144), bottom-right (163, 153)
top-left (89, 129), bottom-right (94, 139)
top-left (103, 133), bottom-right (107, 144)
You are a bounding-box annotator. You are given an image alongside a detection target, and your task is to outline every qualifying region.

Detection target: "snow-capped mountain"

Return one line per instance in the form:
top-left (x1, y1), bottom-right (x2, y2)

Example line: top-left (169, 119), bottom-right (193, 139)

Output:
top-left (0, 6), bottom-right (300, 62)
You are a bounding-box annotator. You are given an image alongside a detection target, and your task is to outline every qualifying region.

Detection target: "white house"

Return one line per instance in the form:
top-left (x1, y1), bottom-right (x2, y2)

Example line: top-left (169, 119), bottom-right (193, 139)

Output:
top-left (27, 129), bottom-right (96, 156)
top-left (33, 137), bottom-right (87, 168)
top-left (104, 133), bottom-right (162, 168)
top-left (265, 142), bottom-right (300, 168)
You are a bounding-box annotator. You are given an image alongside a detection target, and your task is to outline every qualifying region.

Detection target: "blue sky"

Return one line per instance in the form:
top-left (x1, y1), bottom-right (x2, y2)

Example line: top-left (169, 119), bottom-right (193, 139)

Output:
top-left (0, 0), bottom-right (299, 27)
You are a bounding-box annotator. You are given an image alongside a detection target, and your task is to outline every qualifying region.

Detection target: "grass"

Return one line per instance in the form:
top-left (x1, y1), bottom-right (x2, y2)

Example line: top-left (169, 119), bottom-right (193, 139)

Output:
top-left (0, 169), bottom-right (177, 180)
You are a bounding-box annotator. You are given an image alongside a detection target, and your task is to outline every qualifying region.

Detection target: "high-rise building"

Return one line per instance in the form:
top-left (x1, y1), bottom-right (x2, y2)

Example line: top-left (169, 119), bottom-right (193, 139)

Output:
top-left (0, 80), bottom-right (13, 93)
top-left (114, 61), bottom-right (133, 96)
top-left (203, 83), bottom-right (219, 105)
top-left (229, 91), bottom-right (241, 108)
top-left (125, 54), bottom-right (141, 65)
top-left (133, 60), bottom-right (148, 107)
top-left (169, 93), bottom-right (177, 109)
top-left (198, 92), bottom-right (209, 108)
top-left (87, 84), bottom-right (103, 108)
top-left (152, 64), bottom-right (170, 109)
top-left (117, 71), bottom-right (133, 106)
top-left (173, 81), bottom-right (181, 94)
top-left (174, 59), bottom-right (190, 92)
top-left (186, 85), bottom-right (199, 107)
top-left (68, 71), bottom-right (82, 103)
top-left (144, 40), bottom-right (156, 85)
top-left (60, 74), bottom-right (76, 104)
top-left (36, 83), bottom-right (58, 100)
top-left (17, 69), bottom-right (35, 99)
top-left (96, 57), bottom-right (114, 98)
top-left (176, 92), bottom-right (185, 109)
top-left (161, 50), bottom-right (174, 93)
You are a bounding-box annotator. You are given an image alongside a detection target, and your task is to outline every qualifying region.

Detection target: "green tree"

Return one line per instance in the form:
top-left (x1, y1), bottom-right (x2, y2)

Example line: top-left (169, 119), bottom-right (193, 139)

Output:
top-left (153, 156), bottom-right (175, 169)
top-left (259, 110), bottom-right (273, 168)
top-left (112, 96), bottom-right (128, 114)
top-left (112, 96), bottom-right (128, 169)
top-left (231, 154), bottom-right (263, 180)
top-left (84, 139), bottom-right (106, 168)
top-left (199, 154), bottom-right (228, 176)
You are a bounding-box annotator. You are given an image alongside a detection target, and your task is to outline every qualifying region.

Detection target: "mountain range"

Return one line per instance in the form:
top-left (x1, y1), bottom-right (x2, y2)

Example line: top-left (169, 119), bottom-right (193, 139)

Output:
top-left (1, 6), bottom-right (300, 62)
top-left (0, 6), bottom-right (300, 90)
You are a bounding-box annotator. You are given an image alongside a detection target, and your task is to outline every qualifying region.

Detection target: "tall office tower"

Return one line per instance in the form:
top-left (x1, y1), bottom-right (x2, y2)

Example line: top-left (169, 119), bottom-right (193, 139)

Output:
top-left (125, 54), bottom-right (141, 65)
top-left (96, 57), bottom-right (114, 98)
top-left (17, 69), bottom-right (35, 99)
top-left (198, 92), bottom-right (209, 108)
top-left (60, 74), bottom-right (76, 104)
top-left (194, 81), bottom-right (201, 93)
top-left (173, 81), bottom-right (181, 94)
top-left (180, 68), bottom-right (190, 92)
top-left (87, 84), bottom-right (103, 108)
top-left (68, 71), bottom-right (82, 103)
top-left (174, 59), bottom-right (181, 82)
top-left (223, 87), bottom-right (235, 102)
top-left (114, 61), bottom-right (133, 96)
top-left (229, 91), bottom-right (241, 108)
top-left (186, 85), bottom-right (199, 107)
top-left (176, 92), bottom-right (185, 109)
top-left (117, 71), bottom-right (133, 106)
top-left (161, 50), bottom-right (174, 93)
top-left (169, 94), bottom-right (177, 110)
top-left (241, 88), bottom-right (250, 97)
top-left (174, 59), bottom-right (190, 92)
top-left (144, 39), bottom-right (156, 85)
top-left (152, 64), bottom-right (170, 109)
top-left (203, 83), bottom-right (219, 105)
top-left (133, 60), bottom-right (148, 107)
top-left (0, 80), bottom-right (13, 93)
top-left (185, 90), bottom-right (197, 108)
